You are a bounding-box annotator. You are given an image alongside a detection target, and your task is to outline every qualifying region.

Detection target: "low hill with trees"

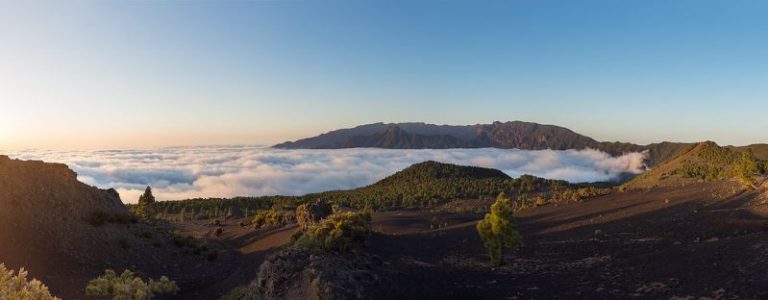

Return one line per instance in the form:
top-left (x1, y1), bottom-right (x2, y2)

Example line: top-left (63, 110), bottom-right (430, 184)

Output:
top-left (146, 161), bottom-right (584, 222)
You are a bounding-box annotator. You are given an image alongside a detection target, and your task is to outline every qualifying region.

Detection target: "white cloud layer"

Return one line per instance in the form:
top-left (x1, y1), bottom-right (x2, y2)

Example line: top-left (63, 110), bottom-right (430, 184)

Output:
top-left (6, 146), bottom-right (646, 203)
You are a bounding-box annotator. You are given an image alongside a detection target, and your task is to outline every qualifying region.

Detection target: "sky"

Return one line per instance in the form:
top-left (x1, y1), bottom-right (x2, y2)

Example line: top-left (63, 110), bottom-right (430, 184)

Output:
top-left (2, 0), bottom-right (768, 150)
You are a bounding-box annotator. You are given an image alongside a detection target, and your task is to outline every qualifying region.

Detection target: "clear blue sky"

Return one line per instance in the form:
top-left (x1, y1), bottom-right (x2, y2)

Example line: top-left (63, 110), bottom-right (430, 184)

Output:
top-left (1, 0), bottom-right (767, 149)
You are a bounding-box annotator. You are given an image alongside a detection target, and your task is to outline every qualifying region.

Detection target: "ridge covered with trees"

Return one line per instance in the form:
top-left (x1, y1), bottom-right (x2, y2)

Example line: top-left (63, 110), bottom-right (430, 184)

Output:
top-left (141, 161), bottom-right (604, 222)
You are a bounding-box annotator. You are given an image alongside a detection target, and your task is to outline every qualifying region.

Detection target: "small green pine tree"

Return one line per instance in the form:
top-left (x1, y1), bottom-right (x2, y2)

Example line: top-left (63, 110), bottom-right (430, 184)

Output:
top-left (477, 192), bottom-right (521, 267)
top-left (137, 186), bottom-right (156, 219)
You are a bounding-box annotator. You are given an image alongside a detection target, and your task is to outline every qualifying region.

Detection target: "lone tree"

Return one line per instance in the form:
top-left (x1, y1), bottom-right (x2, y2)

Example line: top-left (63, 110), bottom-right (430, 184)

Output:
top-left (137, 186), bottom-right (156, 219)
top-left (477, 192), bottom-right (520, 267)
top-left (735, 148), bottom-right (759, 189)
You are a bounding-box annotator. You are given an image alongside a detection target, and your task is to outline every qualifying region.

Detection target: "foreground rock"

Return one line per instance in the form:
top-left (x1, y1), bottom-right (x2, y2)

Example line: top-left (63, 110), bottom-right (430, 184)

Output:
top-left (247, 248), bottom-right (390, 300)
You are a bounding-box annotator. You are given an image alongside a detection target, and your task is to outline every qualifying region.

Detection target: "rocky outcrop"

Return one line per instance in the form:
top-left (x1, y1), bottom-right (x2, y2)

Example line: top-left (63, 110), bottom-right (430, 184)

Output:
top-left (254, 248), bottom-right (389, 300)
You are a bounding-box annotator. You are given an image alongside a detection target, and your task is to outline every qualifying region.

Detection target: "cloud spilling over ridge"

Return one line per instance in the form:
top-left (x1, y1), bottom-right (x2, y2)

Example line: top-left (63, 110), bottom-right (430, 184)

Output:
top-left (6, 146), bottom-right (647, 203)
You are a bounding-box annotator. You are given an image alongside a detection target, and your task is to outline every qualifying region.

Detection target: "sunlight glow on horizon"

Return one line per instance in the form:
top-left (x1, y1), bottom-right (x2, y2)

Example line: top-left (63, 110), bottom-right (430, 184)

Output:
top-left (1, 1), bottom-right (767, 149)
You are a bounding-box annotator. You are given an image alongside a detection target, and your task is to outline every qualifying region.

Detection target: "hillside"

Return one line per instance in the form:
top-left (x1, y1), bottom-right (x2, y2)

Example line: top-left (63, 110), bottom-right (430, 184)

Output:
top-left (0, 156), bottom-right (225, 299)
top-left (623, 141), bottom-right (763, 189)
top-left (304, 161), bottom-right (576, 209)
top-left (273, 121), bottom-right (693, 167)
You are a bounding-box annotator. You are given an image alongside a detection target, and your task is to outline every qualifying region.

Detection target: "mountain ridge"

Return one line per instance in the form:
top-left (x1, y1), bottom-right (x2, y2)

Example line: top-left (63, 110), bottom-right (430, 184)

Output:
top-left (274, 121), bottom-right (694, 166)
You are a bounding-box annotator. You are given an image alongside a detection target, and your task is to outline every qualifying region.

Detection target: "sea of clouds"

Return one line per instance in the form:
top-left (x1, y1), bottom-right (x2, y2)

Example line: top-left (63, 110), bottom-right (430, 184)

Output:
top-left (6, 146), bottom-right (647, 203)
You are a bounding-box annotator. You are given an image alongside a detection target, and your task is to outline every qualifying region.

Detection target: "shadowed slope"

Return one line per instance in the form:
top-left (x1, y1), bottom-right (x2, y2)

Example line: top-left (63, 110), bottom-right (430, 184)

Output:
top-left (0, 156), bottom-right (223, 299)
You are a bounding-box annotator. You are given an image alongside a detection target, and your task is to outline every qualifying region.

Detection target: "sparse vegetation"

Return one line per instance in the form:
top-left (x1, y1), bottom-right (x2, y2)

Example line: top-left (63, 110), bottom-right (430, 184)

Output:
top-left (85, 269), bottom-right (178, 300)
top-left (0, 263), bottom-right (60, 300)
top-left (139, 196), bottom-right (295, 223)
top-left (477, 193), bottom-right (521, 267)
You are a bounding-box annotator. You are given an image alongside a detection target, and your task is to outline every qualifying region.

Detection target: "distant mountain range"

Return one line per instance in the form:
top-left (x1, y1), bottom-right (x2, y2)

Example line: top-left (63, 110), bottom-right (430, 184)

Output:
top-left (274, 121), bottom-right (699, 166)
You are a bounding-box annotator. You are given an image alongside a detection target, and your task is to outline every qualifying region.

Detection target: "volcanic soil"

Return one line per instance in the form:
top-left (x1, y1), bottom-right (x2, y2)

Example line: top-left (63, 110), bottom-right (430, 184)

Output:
top-left (174, 179), bottom-right (768, 299)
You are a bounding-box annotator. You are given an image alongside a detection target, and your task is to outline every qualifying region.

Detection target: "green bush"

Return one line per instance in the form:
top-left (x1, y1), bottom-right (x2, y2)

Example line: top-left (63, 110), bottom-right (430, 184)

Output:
top-left (0, 263), bottom-right (60, 300)
top-left (675, 161), bottom-right (723, 180)
top-left (252, 209), bottom-right (294, 229)
top-left (292, 211), bottom-right (372, 252)
top-left (85, 269), bottom-right (178, 300)
top-left (735, 148), bottom-right (760, 188)
top-left (295, 201), bottom-right (332, 230)
top-left (477, 193), bottom-right (521, 267)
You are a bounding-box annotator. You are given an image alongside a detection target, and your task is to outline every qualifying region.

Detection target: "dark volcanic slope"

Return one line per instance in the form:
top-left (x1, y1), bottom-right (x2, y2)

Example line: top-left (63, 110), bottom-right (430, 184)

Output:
top-left (274, 121), bottom-right (693, 166)
top-left (0, 156), bottom-right (226, 299)
top-left (367, 179), bottom-right (768, 300)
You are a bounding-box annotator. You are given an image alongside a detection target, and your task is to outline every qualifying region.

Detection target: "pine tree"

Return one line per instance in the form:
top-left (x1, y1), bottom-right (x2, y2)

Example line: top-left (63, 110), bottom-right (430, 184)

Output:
top-left (477, 192), bottom-right (520, 267)
top-left (137, 186), bottom-right (156, 220)
top-left (179, 206), bottom-right (186, 223)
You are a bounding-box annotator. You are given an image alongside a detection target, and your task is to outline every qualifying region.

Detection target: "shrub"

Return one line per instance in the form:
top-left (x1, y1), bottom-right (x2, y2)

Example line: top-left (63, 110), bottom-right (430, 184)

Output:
top-left (295, 201), bottom-right (332, 230)
top-left (0, 263), bottom-right (60, 300)
top-left (85, 269), bottom-right (178, 300)
top-left (477, 192), bottom-right (521, 267)
top-left (676, 161), bottom-right (723, 180)
top-left (292, 211), bottom-right (372, 252)
top-left (170, 231), bottom-right (194, 247)
top-left (252, 209), bottom-right (295, 229)
top-left (735, 148), bottom-right (759, 189)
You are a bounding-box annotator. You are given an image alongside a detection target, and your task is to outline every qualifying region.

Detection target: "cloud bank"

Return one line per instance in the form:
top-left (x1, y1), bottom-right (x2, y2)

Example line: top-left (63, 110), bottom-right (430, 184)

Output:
top-left (6, 146), bottom-right (647, 203)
